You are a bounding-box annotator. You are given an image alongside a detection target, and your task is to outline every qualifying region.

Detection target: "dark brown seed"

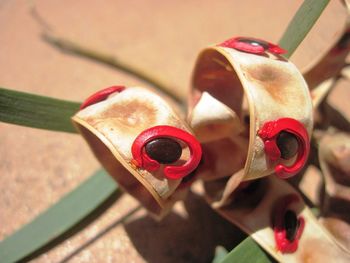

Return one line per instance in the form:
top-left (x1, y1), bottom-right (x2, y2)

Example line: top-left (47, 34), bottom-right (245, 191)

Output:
top-left (238, 37), bottom-right (269, 50)
top-left (284, 210), bottom-right (298, 241)
top-left (145, 138), bottom-right (182, 164)
top-left (276, 131), bottom-right (299, 160)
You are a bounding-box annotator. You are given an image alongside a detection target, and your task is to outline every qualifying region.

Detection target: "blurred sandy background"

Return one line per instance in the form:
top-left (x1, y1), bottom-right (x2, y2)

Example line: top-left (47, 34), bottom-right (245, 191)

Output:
top-left (0, 0), bottom-right (347, 262)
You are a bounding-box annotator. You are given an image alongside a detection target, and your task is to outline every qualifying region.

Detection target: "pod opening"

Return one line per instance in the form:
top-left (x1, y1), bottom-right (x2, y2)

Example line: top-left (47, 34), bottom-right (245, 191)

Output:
top-left (74, 120), bottom-right (163, 216)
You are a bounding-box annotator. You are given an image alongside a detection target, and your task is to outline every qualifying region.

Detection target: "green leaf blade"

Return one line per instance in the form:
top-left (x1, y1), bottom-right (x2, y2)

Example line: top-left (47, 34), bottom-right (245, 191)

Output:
top-left (0, 169), bottom-right (119, 263)
top-left (279, 0), bottom-right (330, 58)
top-left (0, 87), bottom-right (80, 133)
top-left (220, 237), bottom-right (274, 263)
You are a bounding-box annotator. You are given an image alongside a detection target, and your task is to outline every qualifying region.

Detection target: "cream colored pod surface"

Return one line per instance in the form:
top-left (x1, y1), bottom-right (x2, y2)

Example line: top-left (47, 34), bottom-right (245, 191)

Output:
top-left (188, 37), bottom-right (313, 182)
top-left (72, 86), bottom-right (202, 218)
top-left (204, 176), bottom-right (350, 262)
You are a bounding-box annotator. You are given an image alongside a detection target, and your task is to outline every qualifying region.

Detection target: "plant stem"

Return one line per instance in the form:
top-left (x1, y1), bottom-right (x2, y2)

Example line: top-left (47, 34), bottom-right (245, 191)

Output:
top-left (42, 33), bottom-right (183, 104)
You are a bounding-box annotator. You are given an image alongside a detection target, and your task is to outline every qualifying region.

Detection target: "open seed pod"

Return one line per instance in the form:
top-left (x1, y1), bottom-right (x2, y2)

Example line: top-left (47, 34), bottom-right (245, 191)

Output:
top-left (303, 15), bottom-right (350, 90)
top-left (306, 2), bottom-right (350, 122)
top-left (204, 176), bottom-right (350, 262)
top-left (189, 37), bottom-right (313, 181)
top-left (319, 132), bottom-right (350, 250)
top-left (72, 86), bottom-right (202, 217)
top-left (322, 77), bottom-right (350, 132)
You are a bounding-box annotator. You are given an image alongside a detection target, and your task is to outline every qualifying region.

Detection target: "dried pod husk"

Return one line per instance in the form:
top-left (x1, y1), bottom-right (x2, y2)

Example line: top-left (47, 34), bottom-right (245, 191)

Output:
top-left (303, 24), bottom-right (350, 90)
top-left (72, 87), bottom-right (201, 217)
top-left (188, 91), bottom-right (244, 143)
top-left (197, 138), bottom-right (247, 181)
top-left (210, 169), bottom-right (245, 208)
top-left (320, 217), bottom-right (350, 252)
top-left (188, 91), bottom-right (248, 180)
top-left (189, 37), bottom-right (313, 182)
top-left (301, 0), bottom-right (350, 90)
top-left (308, 15), bottom-right (350, 128)
top-left (309, 28), bottom-right (350, 130)
top-left (322, 78), bottom-right (350, 132)
top-left (298, 165), bottom-right (323, 207)
top-left (203, 176), bottom-right (350, 262)
top-left (319, 132), bottom-right (350, 187)
top-left (310, 78), bottom-right (336, 110)
top-left (319, 132), bottom-right (350, 249)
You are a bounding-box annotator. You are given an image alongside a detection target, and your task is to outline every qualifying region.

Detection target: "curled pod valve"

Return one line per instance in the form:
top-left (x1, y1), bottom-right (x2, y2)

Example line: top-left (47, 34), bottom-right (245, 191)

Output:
top-left (258, 118), bottom-right (310, 179)
top-left (131, 126), bottom-right (202, 180)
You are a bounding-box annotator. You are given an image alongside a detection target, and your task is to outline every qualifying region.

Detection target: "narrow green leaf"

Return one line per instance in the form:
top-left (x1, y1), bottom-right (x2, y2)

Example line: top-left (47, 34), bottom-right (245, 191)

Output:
top-left (0, 169), bottom-right (119, 263)
top-left (212, 246), bottom-right (228, 263)
top-left (279, 0), bottom-right (330, 58)
top-left (220, 237), bottom-right (274, 263)
top-left (0, 87), bottom-right (80, 133)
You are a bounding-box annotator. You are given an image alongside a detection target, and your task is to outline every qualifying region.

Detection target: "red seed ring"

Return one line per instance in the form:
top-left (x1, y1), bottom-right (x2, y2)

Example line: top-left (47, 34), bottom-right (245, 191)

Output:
top-left (258, 118), bottom-right (310, 179)
top-left (80, 85), bottom-right (125, 110)
top-left (131, 126), bottom-right (202, 180)
top-left (218, 36), bottom-right (286, 55)
top-left (272, 194), bottom-right (305, 253)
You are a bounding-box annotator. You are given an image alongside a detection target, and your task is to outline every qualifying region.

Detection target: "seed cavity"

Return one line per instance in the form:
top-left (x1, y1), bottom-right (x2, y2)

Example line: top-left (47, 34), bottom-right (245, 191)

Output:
top-left (277, 131), bottom-right (299, 160)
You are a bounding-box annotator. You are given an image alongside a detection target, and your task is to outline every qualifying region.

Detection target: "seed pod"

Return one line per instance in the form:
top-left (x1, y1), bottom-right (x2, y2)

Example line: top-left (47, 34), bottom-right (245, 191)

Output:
top-left (319, 132), bottom-right (350, 251)
top-left (72, 87), bottom-right (202, 217)
top-left (189, 36), bottom-right (312, 181)
top-left (204, 176), bottom-right (350, 262)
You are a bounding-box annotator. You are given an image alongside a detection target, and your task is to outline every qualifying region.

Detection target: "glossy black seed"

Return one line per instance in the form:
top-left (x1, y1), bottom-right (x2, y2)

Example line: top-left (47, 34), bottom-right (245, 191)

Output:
top-left (284, 210), bottom-right (298, 241)
top-left (145, 138), bottom-right (182, 164)
top-left (238, 38), bottom-right (269, 49)
top-left (276, 131), bottom-right (299, 160)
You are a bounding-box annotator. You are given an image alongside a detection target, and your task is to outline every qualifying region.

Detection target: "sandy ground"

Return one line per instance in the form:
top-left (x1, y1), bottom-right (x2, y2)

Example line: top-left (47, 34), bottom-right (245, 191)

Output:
top-left (0, 0), bottom-right (347, 262)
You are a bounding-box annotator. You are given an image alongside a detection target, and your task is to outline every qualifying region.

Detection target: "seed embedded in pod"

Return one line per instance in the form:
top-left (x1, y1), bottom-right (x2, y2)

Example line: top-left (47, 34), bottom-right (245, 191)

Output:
top-left (145, 138), bottom-right (182, 164)
top-left (284, 210), bottom-right (298, 241)
top-left (277, 131), bottom-right (299, 160)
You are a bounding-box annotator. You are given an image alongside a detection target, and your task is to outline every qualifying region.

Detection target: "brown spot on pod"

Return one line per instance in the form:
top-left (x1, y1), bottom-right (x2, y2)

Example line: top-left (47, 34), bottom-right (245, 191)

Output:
top-left (96, 99), bottom-right (157, 130)
top-left (244, 65), bottom-right (294, 104)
